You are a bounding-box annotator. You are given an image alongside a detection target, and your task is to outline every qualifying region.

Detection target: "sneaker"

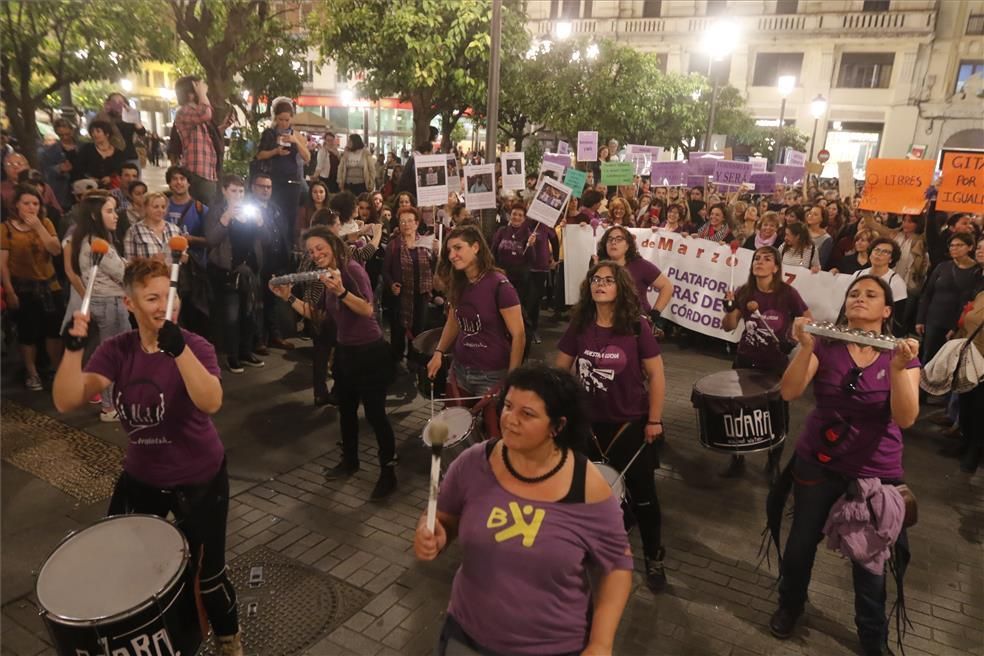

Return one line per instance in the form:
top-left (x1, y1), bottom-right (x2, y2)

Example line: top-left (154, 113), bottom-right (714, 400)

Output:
top-left (531, 332), bottom-right (542, 344)
top-left (769, 606), bottom-right (802, 639)
top-left (227, 357), bottom-right (245, 374)
top-left (25, 374), bottom-right (43, 391)
top-left (370, 466), bottom-right (397, 500)
top-left (253, 345), bottom-right (270, 356)
top-left (215, 632), bottom-right (244, 656)
top-left (323, 461), bottom-right (360, 481)
top-left (644, 548), bottom-right (667, 593)
top-left (99, 409), bottom-right (119, 423)
top-left (241, 353), bottom-right (265, 368)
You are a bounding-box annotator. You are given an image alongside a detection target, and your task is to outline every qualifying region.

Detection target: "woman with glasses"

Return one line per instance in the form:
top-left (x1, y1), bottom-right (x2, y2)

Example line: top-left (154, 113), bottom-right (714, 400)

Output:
top-left (595, 226), bottom-right (673, 332)
top-left (851, 238), bottom-right (908, 336)
top-left (556, 261), bottom-right (668, 593)
top-left (916, 232), bottom-right (981, 364)
top-left (769, 276), bottom-right (920, 656)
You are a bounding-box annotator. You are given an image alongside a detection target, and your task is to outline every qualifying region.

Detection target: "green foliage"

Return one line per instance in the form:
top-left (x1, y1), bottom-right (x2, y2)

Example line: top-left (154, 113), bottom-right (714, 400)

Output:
top-left (42, 80), bottom-right (119, 113)
top-left (524, 139), bottom-right (543, 175)
top-left (236, 34), bottom-right (308, 132)
top-left (733, 124), bottom-right (809, 162)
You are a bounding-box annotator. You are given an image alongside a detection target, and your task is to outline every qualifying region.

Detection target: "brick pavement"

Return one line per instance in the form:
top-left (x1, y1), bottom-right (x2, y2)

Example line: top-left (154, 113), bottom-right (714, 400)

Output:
top-left (2, 322), bottom-right (982, 656)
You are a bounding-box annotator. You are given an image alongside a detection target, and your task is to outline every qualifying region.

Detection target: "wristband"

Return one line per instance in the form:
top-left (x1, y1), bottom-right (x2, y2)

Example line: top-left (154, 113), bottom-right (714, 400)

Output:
top-left (723, 300), bottom-right (736, 313)
top-left (338, 289), bottom-right (350, 301)
top-left (435, 349), bottom-right (444, 356)
top-left (287, 294), bottom-right (297, 305)
top-left (648, 420), bottom-right (663, 425)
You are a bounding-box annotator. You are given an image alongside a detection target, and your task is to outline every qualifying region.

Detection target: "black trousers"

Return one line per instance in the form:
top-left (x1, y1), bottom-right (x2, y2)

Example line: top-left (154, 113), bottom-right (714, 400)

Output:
top-left (525, 271), bottom-right (548, 332)
top-left (312, 318), bottom-right (337, 397)
top-left (588, 419), bottom-right (663, 558)
top-left (333, 340), bottom-right (396, 468)
top-left (107, 461), bottom-right (238, 637)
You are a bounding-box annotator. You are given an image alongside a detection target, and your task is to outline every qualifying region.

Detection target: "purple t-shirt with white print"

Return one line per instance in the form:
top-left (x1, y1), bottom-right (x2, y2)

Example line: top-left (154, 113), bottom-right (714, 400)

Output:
top-left (452, 271), bottom-right (520, 372)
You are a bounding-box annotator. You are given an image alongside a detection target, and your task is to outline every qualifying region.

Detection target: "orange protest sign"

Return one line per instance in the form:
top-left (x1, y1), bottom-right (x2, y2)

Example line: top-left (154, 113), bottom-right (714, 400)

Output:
top-left (859, 159), bottom-right (935, 215)
top-left (937, 150), bottom-right (984, 213)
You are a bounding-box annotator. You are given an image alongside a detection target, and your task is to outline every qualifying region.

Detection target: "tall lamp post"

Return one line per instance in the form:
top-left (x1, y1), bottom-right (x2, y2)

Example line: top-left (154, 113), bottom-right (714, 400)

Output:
top-left (700, 20), bottom-right (740, 151)
top-left (808, 94), bottom-right (828, 161)
top-left (774, 74), bottom-right (796, 165)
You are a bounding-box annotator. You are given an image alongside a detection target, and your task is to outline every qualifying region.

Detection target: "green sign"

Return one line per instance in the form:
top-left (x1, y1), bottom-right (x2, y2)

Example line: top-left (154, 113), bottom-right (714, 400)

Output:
top-left (600, 161), bottom-right (635, 186)
top-left (563, 168), bottom-right (587, 198)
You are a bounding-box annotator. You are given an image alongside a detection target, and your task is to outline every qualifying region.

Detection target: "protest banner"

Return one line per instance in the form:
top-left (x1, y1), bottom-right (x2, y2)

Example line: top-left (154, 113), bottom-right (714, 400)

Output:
top-left (690, 155), bottom-right (724, 177)
top-left (542, 152), bottom-right (570, 170)
top-left (858, 159), bottom-right (935, 215)
top-left (937, 149), bottom-right (984, 213)
top-left (749, 172), bottom-right (776, 193)
top-left (528, 177), bottom-right (572, 228)
top-left (712, 160), bottom-right (753, 189)
top-left (415, 154), bottom-right (449, 206)
top-left (446, 154), bottom-right (461, 193)
top-left (563, 227), bottom-right (852, 342)
top-left (600, 161), bottom-right (635, 186)
top-left (784, 149), bottom-right (807, 167)
top-left (557, 140), bottom-right (570, 155)
top-left (500, 152), bottom-right (525, 190)
top-left (463, 163), bottom-right (496, 210)
top-left (773, 164), bottom-right (805, 186)
top-left (562, 168), bottom-right (587, 198)
top-left (650, 161), bottom-right (687, 186)
top-left (577, 131), bottom-right (598, 161)
top-left (749, 156), bottom-right (769, 173)
top-left (687, 175), bottom-right (706, 189)
top-left (837, 161), bottom-right (854, 199)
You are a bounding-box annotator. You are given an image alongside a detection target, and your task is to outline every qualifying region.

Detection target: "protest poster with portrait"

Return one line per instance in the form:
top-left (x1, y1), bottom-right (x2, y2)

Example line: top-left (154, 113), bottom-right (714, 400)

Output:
top-left (446, 154), bottom-right (461, 193)
top-left (415, 154), bottom-right (449, 206)
top-left (537, 161), bottom-right (566, 190)
top-left (528, 177), bottom-right (573, 228)
top-left (501, 152), bottom-right (525, 190)
top-left (463, 163), bottom-right (497, 210)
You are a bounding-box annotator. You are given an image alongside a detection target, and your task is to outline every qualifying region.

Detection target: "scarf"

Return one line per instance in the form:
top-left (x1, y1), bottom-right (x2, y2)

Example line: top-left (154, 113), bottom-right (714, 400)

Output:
top-left (755, 232), bottom-right (778, 249)
top-left (697, 221), bottom-right (730, 243)
top-left (399, 237), bottom-right (433, 332)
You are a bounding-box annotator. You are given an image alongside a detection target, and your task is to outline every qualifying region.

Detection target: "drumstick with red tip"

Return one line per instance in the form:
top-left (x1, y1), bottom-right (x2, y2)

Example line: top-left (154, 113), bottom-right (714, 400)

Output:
top-left (425, 419), bottom-right (449, 533)
top-left (164, 235), bottom-right (188, 322)
top-left (79, 238), bottom-right (110, 316)
top-left (728, 240), bottom-right (740, 292)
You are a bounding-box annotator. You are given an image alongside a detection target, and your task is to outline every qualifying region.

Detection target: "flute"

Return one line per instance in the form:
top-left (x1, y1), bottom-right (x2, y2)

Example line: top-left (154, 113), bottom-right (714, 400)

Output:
top-left (803, 321), bottom-right (902, 351)
top-left (269, 269), bottom-right (339, 286)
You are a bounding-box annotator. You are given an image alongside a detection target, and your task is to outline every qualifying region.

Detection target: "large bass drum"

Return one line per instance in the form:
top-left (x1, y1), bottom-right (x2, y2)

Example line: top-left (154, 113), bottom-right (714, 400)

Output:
top-left (36, 514), bottom-right (202, 656)
top-left (691, 369), bottom-right (787, 454)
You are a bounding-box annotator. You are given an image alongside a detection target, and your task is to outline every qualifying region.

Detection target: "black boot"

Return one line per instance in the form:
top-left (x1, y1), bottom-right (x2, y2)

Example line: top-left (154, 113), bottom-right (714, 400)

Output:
top-left (644, 547), bottom-right (667, 593)
top-left (370, 465), bottom-right (397, 500)
top-left (323, 460), bottom-right (359, 481)
top-left (769, 606), bottom-right (802, 639)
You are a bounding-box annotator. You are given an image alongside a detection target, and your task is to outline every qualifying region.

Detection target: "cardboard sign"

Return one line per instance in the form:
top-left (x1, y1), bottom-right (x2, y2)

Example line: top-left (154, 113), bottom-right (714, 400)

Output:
top-left (858, 159), bottom-right (935, 215)
top-left (562, 168), bottom-right (587, 198)
top-left (650, 161), bottom-right (687, 186)
top-left (542, 152), bottom-right (570, 170)
top-left (837, 161), bottom-right (855, 199)
top-left (528, 177), bottom-right (572, 228)
top-left (712, 160), bottom-right (753, 188)
top-left (774, 164), bottom-right (805, 186)
top-left (557, 140), bottom-right (570, 155)
top-left (749, 172), bottom-right (776, 193)
top-left (806, 162), bottom-right (823, 176)
top-left (687, 175), bottom-right (706, 189)
top-left (577, 131), bottom-right (598, 162)
top-left (600, 161), bottom-right (635, 186)
top-left (446, 154), bottom-right (461, 193)
top-left (463, 163), bottom-right (497, 211)
top-left (628, 153), bottom-right (651, 176)
top-left (749, 156), bottom-right (769, 173)
top-left (500, 152), bottom-right (525, 191)
top-left (784, 149), bottom-right (807, 167)
top-left (414, 154), bottom-right (449, 207)
top-left (937, 149), bottom-right (984, 213)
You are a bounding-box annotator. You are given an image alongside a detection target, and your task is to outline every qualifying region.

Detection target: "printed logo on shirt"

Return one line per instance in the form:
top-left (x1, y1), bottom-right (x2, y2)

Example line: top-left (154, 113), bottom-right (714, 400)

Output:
top-left (114, 379), bottom-right (168, 439)
top-left (457, 309), bottom-right (487, 349)
top-left (486, 501), bottom-right (546, 547)
top-left (741, 312), bottom-right (780, 348)
top-left (574, 346), bottom-right (627, 393)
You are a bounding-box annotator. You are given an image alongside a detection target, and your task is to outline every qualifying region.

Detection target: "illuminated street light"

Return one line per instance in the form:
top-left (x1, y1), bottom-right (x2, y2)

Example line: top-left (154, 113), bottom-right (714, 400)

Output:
top-left (809, 94), bottom-right (828, 161)
top-left (775, 75), bottom-right (796, 164)
top-left (340, 88), bottom-right (355, 106)
top-left (119, 79), bottom-right (133, 93)
top-left (555, 21), bottom-right (573, 40)
top-left (700, 19), bottom-right (741, 151)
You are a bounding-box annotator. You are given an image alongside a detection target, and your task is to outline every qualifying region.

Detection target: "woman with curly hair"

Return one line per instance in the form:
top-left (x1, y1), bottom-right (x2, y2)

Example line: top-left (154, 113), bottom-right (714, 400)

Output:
top-left (595, 225), bottom-right (673, 329)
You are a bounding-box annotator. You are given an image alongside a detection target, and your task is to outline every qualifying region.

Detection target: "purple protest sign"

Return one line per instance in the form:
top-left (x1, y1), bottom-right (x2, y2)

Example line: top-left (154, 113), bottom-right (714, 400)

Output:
top-left (687, 175), bottom-right (706, 189)
top-left (650, 161), bottom-right (687, 186)
top-left (773, 164), bottom-right (805, 186)
top-left (542, 152), bottom-right (570, 170)
top-left (712, 160), bottom-right (753, 188)
top-left (689, 155), bottom-right (723, 176)
top-left (749, 172), bottom-right (777, 193)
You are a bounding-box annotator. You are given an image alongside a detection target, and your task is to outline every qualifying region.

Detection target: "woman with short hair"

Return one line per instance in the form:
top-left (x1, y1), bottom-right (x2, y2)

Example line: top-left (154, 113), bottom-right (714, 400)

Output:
top-left (338, 134), bottom-right (375, 195)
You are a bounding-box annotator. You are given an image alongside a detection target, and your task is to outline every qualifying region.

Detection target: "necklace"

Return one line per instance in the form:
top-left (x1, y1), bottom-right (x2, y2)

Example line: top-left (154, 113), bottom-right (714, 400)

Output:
top-left (502, 444), bottom-right (568, 484)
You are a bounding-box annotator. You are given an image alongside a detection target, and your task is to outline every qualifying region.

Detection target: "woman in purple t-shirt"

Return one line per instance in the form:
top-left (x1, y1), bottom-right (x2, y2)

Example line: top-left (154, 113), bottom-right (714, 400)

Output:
top-left (414, 366), bottom-right (633, 656)
top-left (427, 225), bottom-right (526, 438)
top-left (53, 258), bottom-right (242, 655)
top-left (271, 227), bottom-right (398, 500)
top-left (594, 225), bottom-right (673, 334)
top-left (769, 276), bottom-right (920, 655)
top-left (556, 260), bottom-right (668, 593)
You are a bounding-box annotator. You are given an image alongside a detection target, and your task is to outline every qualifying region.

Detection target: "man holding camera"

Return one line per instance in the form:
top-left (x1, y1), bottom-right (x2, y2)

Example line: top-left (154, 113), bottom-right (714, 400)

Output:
top-left (174, 76), bottom-right (219, 207)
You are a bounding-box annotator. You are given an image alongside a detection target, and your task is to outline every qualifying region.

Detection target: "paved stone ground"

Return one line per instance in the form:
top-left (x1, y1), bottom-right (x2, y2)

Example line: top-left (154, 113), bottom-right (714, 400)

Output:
top-left (2, 311), bottom-right (982, 656)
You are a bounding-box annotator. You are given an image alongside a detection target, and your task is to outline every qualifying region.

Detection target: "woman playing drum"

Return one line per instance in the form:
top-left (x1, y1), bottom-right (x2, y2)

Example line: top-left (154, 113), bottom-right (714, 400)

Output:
top-left (721, 246), bottom-right (811, 477)
top-left (426, 225), bottom-right (526, 438)
top-left (556, 260), bottom-right (668, 592)
top-left (53, 258), bottom-right (243, 656)
top-left (769, 276), bottom-right (920, 656)
top-left (414, 365), bottom-right (633, 656)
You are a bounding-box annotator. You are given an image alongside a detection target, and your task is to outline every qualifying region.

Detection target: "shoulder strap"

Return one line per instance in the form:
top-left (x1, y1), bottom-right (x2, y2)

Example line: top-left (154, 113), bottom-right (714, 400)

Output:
top-left (176, 201), bottom-right (194, 229)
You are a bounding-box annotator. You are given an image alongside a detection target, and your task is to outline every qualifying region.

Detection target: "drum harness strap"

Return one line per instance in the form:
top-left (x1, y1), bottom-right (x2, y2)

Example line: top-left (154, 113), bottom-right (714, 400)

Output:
top-left (591, 424), bottom-right (649, 496)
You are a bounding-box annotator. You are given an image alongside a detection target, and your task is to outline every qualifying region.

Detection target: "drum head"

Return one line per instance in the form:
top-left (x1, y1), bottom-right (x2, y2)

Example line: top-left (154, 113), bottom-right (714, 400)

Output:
top-left (37, 515), bottom-right (188, 622)
top-left (411, 328), bottom-right (444, 358)
top-left (423, 407), bottom-right (474, 448)
top-left (594, 462), bottom-right (625, 500)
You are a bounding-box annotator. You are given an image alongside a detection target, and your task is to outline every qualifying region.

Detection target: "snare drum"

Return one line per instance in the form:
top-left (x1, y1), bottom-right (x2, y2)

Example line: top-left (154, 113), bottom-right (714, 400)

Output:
top-left (36, 515), bottom-right (202, 656)
top-left (413, 327), bottom-right (451, 399)
top-left (423, 407), bottom-right (481, 471)
top-left (691, 369), bottom-right (786, 454)
top-left (594, 462), bottom-right (626, 502)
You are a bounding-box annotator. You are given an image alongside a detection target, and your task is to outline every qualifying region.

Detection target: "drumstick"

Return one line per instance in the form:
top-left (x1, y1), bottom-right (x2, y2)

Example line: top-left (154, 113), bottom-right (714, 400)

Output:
top-left (425, 420), bottom-right (449, 533)
top-left (612, 441), bottom-right (648, 490)
top-left (747, 303), bottom-right (781, 344)
top-left (728, 240), bottom-right (740, 291)
top-left (164, 235), bottom-right (188, 322)
top-left (79, 238), bottom-right (110, 316)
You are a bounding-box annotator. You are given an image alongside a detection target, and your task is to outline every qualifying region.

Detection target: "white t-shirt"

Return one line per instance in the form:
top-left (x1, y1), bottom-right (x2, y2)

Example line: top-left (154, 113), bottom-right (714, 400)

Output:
top-left (853, 268), bottom-right (908, 302)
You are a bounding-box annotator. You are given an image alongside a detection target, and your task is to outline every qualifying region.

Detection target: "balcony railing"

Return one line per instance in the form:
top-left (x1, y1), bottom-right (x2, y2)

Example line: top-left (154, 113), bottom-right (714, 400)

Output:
top-left (531, 10), bottom-right (936, 39)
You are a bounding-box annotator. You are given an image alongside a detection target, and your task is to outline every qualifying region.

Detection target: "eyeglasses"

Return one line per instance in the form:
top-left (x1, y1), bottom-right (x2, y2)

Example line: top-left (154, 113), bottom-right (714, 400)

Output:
top-left (871, 247), bottom-right (893, 256)
top-left (949, 242), bottom-right (970, 248)
top-left (590, 276), bottom-right (616, 287)
top-left (842, 366), bottom-right (863, 394)
top-left (253, 184), bottom-right (273, 190)
top-left (607, 236), bottom-right (626, 245)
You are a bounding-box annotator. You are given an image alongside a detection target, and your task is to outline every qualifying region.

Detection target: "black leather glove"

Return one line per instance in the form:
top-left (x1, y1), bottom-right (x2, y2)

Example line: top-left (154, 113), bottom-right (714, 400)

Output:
top-left (157, 320), bottom-right (186, 358)
top-left (61, 324), bottom-right (88, 352)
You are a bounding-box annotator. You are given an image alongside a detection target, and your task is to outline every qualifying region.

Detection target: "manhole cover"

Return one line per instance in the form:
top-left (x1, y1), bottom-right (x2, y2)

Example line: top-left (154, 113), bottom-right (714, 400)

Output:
top-left (1, 400), bottom-right (123, 503)
top-left (200, 546), bottom-right (371, 656)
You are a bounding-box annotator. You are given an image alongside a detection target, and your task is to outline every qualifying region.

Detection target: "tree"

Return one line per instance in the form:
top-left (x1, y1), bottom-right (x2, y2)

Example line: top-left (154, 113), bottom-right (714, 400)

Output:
top-left (0, 0), bottom-right (173, 165)
top-left (309, 0), bottom-right (527, 151)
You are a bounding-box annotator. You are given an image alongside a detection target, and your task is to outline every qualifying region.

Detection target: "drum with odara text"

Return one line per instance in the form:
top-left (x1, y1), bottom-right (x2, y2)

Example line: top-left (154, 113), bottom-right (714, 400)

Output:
top-left (691, 369), bottom-right (787, 454)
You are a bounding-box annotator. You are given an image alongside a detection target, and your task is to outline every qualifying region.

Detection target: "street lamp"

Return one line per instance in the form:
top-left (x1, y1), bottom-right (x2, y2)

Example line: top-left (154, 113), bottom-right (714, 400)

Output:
top-left (775, 74), bottom-right (796, 165)
top-left (700, 19), bottom-right (741, 151)
top-left (555, 21), bottom-right (573, 40)
top-left (808, 94), bottom-right (828, 161)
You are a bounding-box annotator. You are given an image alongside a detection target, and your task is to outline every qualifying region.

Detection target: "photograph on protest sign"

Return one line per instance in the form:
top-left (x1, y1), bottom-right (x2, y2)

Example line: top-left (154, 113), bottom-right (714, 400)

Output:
top-left (858, 158), bottom-right (935, 215)
top-left (528, 177), bottom-right (572, 228)
top-left (463, 163), bottom-right (497, 210)
top-left (577, 131), bottom-right (598, 162)
top-left (537, 160), bottom-right (567, 190)
top-left (414, 153), bottom-right (449, 206)
top-left (563, 168), bottom-right (587, 198)
top-left (935, 149), bottom-right (982, 213)
top-left (501, 152), bottom-right (525, 190)
top-left (446, 154), bottom-right (461, 193)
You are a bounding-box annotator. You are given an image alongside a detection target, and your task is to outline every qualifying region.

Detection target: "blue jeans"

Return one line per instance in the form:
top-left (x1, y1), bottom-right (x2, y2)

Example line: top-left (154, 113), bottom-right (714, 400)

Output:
top-left (89, 296), bottom-right (129, 410)
top-left (211, 271), bottom-right (256, 360)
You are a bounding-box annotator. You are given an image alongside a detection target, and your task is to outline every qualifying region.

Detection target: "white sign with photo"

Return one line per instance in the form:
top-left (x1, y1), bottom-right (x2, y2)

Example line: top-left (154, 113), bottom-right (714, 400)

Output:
top-left (446, 154), bottom-right (461, 193)
top-left (528, 177), bottom-right (573, 228)
top-left (536, 161), bottom-right (566, 191)
top-left (501, 152), bottom-right (525, 190)
top-left (463, 163), bottom-right (497, 211)
top-left (415, 154), bottom-right (450, 207)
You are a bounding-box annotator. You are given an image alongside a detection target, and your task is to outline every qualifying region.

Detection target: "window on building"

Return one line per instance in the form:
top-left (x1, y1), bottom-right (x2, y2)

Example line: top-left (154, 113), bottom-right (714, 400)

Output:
top-left (967, 14), bottom-right (984, 35)
top-left (706, 0), bottom-right (727, 15)
top-left (690, 53), bottom-right (731, 84)
top-left (583, 0), bottom-right (592, 18)
top-left (775, 0), bottom-right (798, 13)
top-left (144, 71), bottom-right (151, 87)
top-left (298, 60), bottom-right (315, 84)
top-left (752, 52), bottom-right (804, 86)
top-left (862, 0), bottom-right (890, 11)
top-left (837, 52), bottom-right (894, 89)
top-left (955, 60), bottom-right (984, 93)
top-left (553, 0), bottom-right (580, 19)
top-left (643, 0), bottom-right (662, 17)
top-left (654, 53), bottom-right (668, 73)
top-left (152, 71), bottom-right (165, 88)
